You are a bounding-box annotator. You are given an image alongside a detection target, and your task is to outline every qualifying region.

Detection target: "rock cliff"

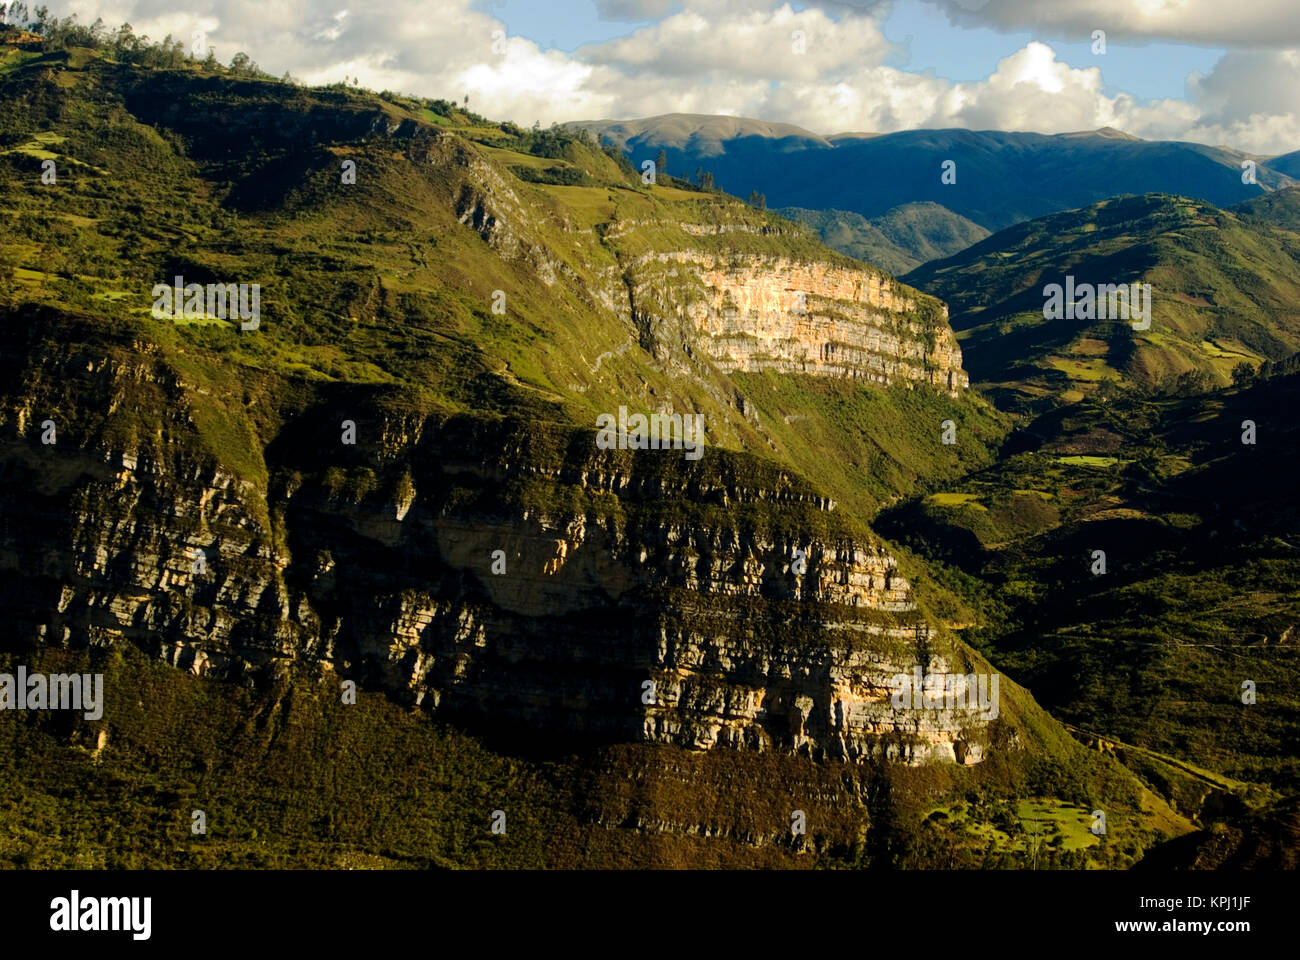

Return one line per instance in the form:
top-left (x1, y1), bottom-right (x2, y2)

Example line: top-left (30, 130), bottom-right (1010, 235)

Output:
top-left (627, 252), bottom-right (967, 393)
top-left (0, 61), bottom-right (992, 772)
top-left (0, 337), bottom-right (994, 764)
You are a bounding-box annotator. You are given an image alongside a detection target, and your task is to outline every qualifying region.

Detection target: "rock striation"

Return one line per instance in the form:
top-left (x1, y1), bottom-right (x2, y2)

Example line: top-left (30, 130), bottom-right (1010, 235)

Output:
top-left (0, 337), bottom-right (992, 765)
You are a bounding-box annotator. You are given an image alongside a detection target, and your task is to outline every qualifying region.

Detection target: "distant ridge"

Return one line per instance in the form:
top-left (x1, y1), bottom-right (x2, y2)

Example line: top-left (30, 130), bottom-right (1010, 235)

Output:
top-left (568, 113), bottom-right (830, 156)
top-left (575, 113), bottom-right (1299, 237)
top-left (903, 189), bottom-right (1300, 408)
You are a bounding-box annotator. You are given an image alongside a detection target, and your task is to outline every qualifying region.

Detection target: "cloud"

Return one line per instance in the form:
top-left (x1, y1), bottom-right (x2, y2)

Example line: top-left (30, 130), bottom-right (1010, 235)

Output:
top-left (1181, 50), bottom-right (1300, 153)
top-left (579, 3), bottom-right (891, 82)
top-left (48, 0), bottom-right (1300, 154)
top-left (927, 0), bottom-right (1300, 49)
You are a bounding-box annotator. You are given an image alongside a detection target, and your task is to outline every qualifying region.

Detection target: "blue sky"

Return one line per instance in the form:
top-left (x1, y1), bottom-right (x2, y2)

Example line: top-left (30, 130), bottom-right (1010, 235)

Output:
top-left (485, 0), bottom-right (1228, 103)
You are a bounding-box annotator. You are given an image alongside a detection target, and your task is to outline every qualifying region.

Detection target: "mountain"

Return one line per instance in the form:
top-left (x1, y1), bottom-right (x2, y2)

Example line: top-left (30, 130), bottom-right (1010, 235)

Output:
top-left (573, 112), bottom-right (832, 156)
top-left (1266, 150), bottom-right (1300, 178)
top-left (1137, 797), bottom-right (1300, 869)
top-left (1234, 182), bottom-right (1300, 231)
top-left (903, 191), bottom-right (1300, 410)
top-left (777, 202), bottom-right (991, 275)
top-left (0, 41), bottom-right (1180, 868)
top-left (574, 114), bottom-right (1298, 238)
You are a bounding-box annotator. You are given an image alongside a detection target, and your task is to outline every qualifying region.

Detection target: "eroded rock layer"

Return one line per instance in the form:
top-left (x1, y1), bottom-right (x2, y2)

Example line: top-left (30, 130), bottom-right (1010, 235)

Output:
top-left (0, 327), bottom-right (992, 765)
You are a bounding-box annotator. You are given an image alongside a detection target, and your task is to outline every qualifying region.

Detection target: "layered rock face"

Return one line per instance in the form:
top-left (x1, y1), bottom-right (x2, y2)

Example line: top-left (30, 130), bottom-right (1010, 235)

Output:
top-left (0, 90), bottom-right (986, 769)
top-left (605, 252), bottom-right (969, 395)
top-left (0, 331), bottom-right (993, 765)
top-left (414, 124), bottom-right (971, 399)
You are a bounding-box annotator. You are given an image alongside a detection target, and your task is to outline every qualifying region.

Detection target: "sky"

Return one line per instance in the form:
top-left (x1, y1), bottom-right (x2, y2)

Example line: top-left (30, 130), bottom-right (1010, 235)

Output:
top-left (44, 0), bottom-right (1300, 155)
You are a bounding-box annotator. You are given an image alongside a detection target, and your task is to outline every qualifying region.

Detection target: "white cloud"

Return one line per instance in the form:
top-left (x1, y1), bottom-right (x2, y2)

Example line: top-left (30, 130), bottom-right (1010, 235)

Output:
top-left (579, 4), bottom-right (891, 82)
top-left (47, 0), bottom-right (1300, 154)
top-left (927, 0), bottom-right (1300, 49)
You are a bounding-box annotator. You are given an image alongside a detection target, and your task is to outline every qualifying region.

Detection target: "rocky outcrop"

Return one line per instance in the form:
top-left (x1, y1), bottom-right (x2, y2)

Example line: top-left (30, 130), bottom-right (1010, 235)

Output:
top-left (600, 251), bottom-right (968, 395)
top-left (409, 128), bottom-right (969, 397)
top-left (0, 91), bottom-right (985, 772)
top-left (0, 329), bottom-right (993, 765)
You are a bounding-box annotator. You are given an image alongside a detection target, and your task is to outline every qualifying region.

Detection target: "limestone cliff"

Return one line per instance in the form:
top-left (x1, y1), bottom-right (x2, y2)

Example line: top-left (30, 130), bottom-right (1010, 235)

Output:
top-left (0, 66), bottom-right (991, 773)
top-left (609, 251), bottom-right (967, 394)
top-left (395, 124), bottom-right (970, 400)
top-left (0, 321), bottom-right (994, 766)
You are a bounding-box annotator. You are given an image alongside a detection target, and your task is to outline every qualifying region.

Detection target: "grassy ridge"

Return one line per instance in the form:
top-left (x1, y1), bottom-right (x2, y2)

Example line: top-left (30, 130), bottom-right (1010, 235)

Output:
top-left (776, 203), bottom-right (991, 275)
top-left (905, 192), bottom-right (1300, 410)
top-left (0, 45), bottom-right (1003, 515)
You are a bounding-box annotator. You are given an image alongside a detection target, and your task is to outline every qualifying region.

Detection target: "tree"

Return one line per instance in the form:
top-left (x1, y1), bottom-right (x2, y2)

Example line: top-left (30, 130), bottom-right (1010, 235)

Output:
top-left (1231, 361), bottom-right (1256, 387)
top-left (655, 149), bottom-right (667, 179)
top-left (747, 189), bottom-right (766, 210)
top-left (1095, 377), bottom-right (1121, 403)
top-left (229, 51), bottom-right (260, 77)
top-left (700, 171), bottom-right (714, 191)
top-left (7, 3), bottom-right (31, 29)
top-left (1159, 369), bottom-right (1213, 397)
top-left (111, 22), bottom-right (136, 54)
top-left (39, 242), bottom-right (60, 278)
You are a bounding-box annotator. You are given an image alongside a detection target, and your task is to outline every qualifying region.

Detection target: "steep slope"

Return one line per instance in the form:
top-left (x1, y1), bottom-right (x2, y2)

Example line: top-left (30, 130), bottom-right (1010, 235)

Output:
top-left (904, 191), bottom-right (1300, 410)
top-left (0, 46), bottom-right (983, 756)
top-left (0, 53), bottom-right (988, 523)
top-left (575, 116), bottom-right (1297, 234)
top-left (0, 44), bottom-right (1181, 866)
top-left (1266, 150), bottom-right (1300, 178)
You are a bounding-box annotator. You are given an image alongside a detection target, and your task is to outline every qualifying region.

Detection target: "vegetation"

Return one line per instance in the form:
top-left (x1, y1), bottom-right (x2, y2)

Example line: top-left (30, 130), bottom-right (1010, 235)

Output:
top-left (876, 367), bottom-right (1300, 824)
top-left (0, 28), bottom-right (1283, 871)
top-left (905, 192), bottom-right (1300, 410)
top-left (777, 203), bottom-right (990, 276)
top-left (0, 645), bottom-right (1172, 869)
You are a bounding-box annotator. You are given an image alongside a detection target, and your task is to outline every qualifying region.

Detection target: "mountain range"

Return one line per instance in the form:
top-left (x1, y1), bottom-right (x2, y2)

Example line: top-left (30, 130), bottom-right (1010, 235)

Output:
top-left (575, 113), bottom-right (1299, 268)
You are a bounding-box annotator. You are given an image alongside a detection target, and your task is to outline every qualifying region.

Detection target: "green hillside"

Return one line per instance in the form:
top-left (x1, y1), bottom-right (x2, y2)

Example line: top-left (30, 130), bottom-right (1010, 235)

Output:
top-left (776, 203), bottom-right (990, 274)
top-left (876, 364), bottom-right (1300, 824)
top-left (0, 43), bottom-right (1001, 522)
top-left (904, 192), bottom-right (1300, 411)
